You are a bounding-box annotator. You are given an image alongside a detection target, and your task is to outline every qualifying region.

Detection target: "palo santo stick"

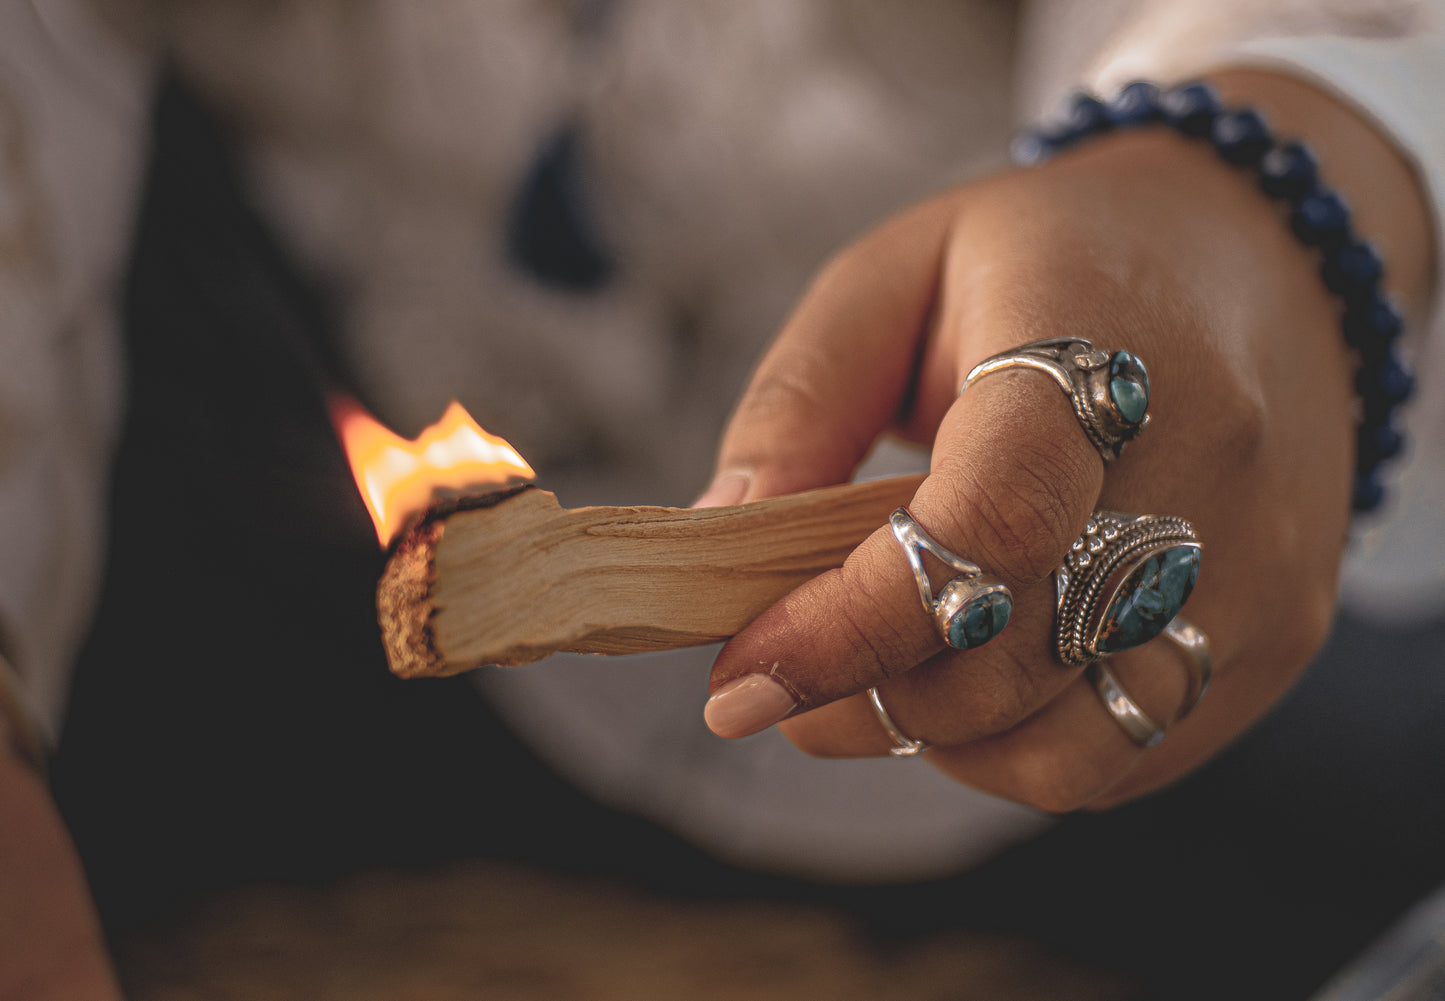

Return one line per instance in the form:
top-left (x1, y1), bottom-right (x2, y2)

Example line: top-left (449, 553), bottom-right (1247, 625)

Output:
top-left (378, 474), bottom-right (925, 677)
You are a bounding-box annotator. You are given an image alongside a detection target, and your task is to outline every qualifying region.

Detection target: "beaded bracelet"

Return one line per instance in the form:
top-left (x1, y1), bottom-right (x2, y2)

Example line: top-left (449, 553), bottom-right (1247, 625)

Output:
top-left (1011, 80), bottom-right (1412, 513)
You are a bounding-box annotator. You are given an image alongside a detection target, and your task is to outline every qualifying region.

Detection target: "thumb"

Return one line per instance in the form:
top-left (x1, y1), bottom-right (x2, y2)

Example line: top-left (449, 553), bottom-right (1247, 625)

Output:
top-left (694, 196), bottom-right (960, 507)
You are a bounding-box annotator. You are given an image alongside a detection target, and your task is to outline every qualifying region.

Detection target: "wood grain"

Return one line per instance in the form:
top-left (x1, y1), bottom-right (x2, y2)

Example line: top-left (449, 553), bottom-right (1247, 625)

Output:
top-left (377, 475), bottom-right (925, 677)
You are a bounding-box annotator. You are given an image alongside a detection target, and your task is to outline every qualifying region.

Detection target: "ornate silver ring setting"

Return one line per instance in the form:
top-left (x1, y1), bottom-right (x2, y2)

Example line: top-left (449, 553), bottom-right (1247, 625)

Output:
top-left (961, 337), bottom-right (1151, 462)
top-left (1054, 511), bottom-right (1201, 668)
top-left (890, 508), bottom-right (1013, 651)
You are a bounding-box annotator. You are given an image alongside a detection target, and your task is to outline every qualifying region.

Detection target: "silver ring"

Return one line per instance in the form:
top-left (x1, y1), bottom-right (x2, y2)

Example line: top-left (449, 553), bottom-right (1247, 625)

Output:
top-left (1087, 617), bottom-right (1214, 748)
top-left (1163, 617), bottom-right (1213, 721)
top-left (961, 337), bottom-right (1151, 462)
top-left (867, 686), bottom-right (929, 757)
top-left (889, 508), bottom-right (1013, 650)
top-left (1054, 510), bottom-right (1201, 667)
top-left (1087, 661), bottom-right (1164, 748)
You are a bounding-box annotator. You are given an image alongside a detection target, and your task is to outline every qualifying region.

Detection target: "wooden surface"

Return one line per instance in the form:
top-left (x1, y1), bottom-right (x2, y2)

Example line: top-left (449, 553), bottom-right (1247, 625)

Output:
top-left (114, 859), bottom-right (1143, 1001)
top-left (379, 475), bottom-right (925, 677)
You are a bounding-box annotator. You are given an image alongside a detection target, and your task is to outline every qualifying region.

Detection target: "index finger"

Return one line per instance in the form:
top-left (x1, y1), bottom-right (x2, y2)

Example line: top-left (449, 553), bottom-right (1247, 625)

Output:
top-left (704, 371), bottom-right (1103, 738)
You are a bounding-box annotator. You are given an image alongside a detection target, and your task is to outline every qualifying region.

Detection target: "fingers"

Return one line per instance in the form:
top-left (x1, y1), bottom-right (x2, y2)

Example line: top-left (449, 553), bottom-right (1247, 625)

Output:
top-left (704, 366), bottom-right (1103, 738)
top-left (694, 196), bottom-right (960, 507)
top-left (778, 629), bottom-right (1197, 813)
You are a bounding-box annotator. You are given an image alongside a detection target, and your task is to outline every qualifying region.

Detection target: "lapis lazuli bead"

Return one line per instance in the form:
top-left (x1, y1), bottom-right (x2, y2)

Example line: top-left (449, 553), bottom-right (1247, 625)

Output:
top-left (1259, 141), bottom-right (1319, 199)
top-left (1359, 420), bottom-right (1404, 462)
top-left (1010, 128), bottom-right (1059, 167)
top-left (1359, 353), bottom-right (1415, 408)
top-left (1290, 189), bottom-right (1352, 248)
top-left (1158, 82), bottom-right (1222, 136)
top-left (1107, 81), bottom-right (1162, 127)
top-left (946, 591), bottom-right (1012, 650)
top-left (1097, 547), bottom-right (1200, 655)
top-left (1056, 92), bottom-right (1111, 141)
top-left (1108, 351), bottom-right (1150, 425)
top-left (1322, 241), bottom-right (1384, 302)
top-left (1353, 471), bottom-right (1385, 512)
top-left (1211, 108), bottom-right (1273, 166)
top-left (1344, 290), bottom-right (1404, 356)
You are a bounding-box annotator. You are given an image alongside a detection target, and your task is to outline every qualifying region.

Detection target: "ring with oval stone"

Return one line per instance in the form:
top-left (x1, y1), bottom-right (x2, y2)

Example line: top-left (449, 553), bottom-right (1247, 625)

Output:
top-left (890, 508), bottom-right (1013, 651)
top-left (961, 337), bottom-right (1151, 463)
top-left (1054, 511), bottom-right (1201, 668)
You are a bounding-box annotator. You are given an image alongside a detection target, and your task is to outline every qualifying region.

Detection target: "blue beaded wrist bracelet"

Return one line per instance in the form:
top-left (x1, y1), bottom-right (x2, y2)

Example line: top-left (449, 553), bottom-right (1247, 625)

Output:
top-left (1011, 80), bottom-right (1412, 513)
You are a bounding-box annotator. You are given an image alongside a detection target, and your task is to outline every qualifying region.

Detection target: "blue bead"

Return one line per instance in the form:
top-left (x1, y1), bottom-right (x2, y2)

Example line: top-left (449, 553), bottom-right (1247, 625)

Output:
top-left (1322, 240), bottom-right (1384, 303)
top-left (1358, 420), bottom-right (1404, 462)
top-left (1290, 189), bottom-right (1352, 248)
top-left (1107, 81), bottom-right (1163, 126)
top-left (1097, 547), bottom-right (1201, 655)
top-left (1358, 353), bottom-right (1415, 408)
top-left (1352, 471), bottom-right (1385, 512)
top-left (1211, 108), bottom-right (1273, 166)
top-left (945, 591), bottom-right (1012, 650)
top-left (1259, 141), bottom-right (1319, 198)
top-left (1107, 350), bottom-right (1150, 425)
top-left (1344, 290), bottom-right (1404, 352)
top-left (1159, 82), bottom-right (1222, 136)
top-left (1010, 128), bottom-right (1060, 166)
top-left (1052, 91), bottom-right (1112, 143)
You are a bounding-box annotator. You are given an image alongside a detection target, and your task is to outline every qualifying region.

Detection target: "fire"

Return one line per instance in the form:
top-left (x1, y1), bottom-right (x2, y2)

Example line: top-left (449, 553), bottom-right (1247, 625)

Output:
top-left (330, 394), bottom-right (536, 547)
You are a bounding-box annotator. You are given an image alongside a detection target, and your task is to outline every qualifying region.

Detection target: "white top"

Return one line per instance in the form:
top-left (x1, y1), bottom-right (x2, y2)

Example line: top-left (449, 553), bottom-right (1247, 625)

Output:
top-left (0, 0), bottom-right (1440, 879)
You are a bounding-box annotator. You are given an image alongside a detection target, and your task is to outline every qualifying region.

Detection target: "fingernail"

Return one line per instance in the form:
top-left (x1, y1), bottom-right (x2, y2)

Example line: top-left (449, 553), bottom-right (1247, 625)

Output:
top-left (691, 471), bottom-right (751, 508)
top-left (704, 674), bottom-right (796, 738)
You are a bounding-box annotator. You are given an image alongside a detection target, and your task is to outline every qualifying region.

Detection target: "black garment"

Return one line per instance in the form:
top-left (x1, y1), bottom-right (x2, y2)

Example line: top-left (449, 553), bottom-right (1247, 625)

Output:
top-left (50, 76), bottom-right (1445, 1001)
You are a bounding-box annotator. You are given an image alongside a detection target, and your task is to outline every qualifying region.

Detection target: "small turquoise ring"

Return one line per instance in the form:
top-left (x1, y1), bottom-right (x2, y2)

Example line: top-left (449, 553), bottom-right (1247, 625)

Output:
top-left (962, 337), bottom-right (1151, 462)
top-left (1054, 510), bottom-right (1201, 667)
top-left (890, 508), bottom-right (1013, 651)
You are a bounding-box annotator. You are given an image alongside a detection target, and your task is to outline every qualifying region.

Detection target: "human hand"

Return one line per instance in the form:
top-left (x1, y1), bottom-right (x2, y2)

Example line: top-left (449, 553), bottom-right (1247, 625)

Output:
top-left (696, 71), bottom-right (1432, 810)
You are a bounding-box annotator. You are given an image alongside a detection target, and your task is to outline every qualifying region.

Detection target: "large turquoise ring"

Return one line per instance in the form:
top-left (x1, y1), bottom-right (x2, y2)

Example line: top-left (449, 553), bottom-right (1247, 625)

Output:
top-left (961, 337), bottom-right (1151, 462)
top-left (1054, 511), bottom-right (1201, 667)
top-left (889, 508), bottom-right (1013, 651)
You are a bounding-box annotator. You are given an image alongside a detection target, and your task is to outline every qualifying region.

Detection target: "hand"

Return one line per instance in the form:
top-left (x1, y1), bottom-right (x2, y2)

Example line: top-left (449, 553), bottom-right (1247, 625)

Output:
top-left (697, 71), bottom-right (1432, 810)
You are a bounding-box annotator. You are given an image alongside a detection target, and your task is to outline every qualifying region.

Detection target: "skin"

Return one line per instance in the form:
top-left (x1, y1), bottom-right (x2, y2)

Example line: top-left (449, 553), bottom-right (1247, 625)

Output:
top-left (700, 69), bottom-right (1435, 811)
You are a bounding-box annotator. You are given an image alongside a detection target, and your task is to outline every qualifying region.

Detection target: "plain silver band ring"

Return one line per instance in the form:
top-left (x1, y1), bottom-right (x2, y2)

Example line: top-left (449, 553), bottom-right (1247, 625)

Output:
top-left (867, 687), bottom-right (929, 757)
top-left (1089, 616), bottom-right (1214, 748)
top-left (1163, 617), bottom-right (1213, 721)
top-left (1087, 661), bottom-right (1165, 748)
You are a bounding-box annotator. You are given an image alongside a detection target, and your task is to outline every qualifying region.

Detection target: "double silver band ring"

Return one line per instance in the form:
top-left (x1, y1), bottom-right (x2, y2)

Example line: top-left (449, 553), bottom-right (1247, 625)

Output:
top-left (1054, 510), bottom-right (1201, 668)
top-left (890, 508), bottom-right (1012, 651)
top-left (871, 508), bottom-right (1014, 759)
top-left (1089, 617), bottom-right (1214, 747)
top-left (961, 337), bottom-right (1151, 463)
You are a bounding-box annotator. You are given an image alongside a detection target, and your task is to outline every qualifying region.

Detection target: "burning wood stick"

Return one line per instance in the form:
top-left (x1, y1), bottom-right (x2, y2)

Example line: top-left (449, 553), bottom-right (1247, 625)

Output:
top-left (378, 474), bottom-right (925, 677)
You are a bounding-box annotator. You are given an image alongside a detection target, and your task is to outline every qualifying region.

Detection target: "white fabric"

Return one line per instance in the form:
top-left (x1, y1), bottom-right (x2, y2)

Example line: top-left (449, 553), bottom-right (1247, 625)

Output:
top-left (0, 0), bottom-right (154, 742)
top-left (0, 0), bottom-right (1441, 878)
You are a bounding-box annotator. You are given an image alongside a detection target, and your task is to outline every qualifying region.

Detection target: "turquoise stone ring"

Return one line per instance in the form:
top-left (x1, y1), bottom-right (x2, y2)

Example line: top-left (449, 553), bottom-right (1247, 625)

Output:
top-left (1053, 511), bottom-right (1201, 667)
top-left (961, 337), bottom-right (1151, 462)
top-left (889, 508), bottom-right (1013, 651)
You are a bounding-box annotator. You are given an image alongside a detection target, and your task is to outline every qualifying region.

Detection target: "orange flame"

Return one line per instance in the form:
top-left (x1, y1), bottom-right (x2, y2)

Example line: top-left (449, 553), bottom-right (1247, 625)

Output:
top-left (330, 394), bottom-right (536, 547)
